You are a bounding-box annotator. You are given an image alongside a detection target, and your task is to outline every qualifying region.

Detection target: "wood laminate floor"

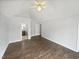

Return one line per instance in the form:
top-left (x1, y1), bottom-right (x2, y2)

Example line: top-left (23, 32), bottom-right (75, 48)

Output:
top-left (2, 36), bottom-right (79, 59)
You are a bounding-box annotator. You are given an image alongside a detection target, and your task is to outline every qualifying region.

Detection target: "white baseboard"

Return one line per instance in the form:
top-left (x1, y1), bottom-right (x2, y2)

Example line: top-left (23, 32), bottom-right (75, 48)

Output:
top-left (42, 36), bottom-right (78, 52)
top-left (31, 35), bottom-right (40, 37)
top-left (9, 35), bottom-right (40, 43)
top-left (9, 39), bottom-right (22, 44)
top-left (0, 43), bottom-right (9, 59)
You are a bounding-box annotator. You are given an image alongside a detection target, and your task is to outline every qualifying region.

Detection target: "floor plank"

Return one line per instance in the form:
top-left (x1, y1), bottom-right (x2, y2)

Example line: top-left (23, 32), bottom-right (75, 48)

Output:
top-left (2, 36), bottom-right (79, 59)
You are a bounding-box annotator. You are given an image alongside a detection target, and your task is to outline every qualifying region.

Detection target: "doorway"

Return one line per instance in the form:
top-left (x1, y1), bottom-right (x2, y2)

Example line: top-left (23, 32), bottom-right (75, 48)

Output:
top-left (21, 24), bottom-right (28, 40)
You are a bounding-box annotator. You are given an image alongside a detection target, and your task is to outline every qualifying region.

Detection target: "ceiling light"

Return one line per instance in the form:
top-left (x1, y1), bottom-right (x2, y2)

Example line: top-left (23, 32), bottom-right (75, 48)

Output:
top-left (34, 0), bottom-right (46, 11)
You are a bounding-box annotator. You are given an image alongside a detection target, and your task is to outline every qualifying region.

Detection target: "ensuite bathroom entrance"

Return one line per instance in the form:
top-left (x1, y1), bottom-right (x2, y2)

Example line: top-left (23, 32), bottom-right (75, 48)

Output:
top-left (21, 24), bottom-right (28, 40)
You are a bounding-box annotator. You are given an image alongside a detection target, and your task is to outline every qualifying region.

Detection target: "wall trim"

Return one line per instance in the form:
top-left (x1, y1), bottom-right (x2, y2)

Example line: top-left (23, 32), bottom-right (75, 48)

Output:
top-left (0, 43), bottom-right (9, 59)
top-left (9, 35), bottom-right (40, 44)
top-left (31, 35), bottom-right (40, 37)
top-left (9, 39), bottom-right (22, 44)
top-left (42, 36), bottom-right (78, 52)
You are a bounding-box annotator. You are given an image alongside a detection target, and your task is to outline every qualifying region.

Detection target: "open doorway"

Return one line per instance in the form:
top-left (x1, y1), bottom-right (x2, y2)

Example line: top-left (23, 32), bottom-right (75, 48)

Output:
top-left (21, 24), bottom-right (28, 40)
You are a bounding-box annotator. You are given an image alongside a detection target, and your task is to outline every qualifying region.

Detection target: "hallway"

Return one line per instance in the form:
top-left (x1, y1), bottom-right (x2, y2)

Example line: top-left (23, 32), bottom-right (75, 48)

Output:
top-left (2, 36), bottom-right (79, 59)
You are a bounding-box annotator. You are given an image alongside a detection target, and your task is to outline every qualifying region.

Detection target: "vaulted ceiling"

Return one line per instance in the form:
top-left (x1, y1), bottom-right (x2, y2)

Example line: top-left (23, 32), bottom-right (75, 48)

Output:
top-left (0, 0), bottom-right (79, 22)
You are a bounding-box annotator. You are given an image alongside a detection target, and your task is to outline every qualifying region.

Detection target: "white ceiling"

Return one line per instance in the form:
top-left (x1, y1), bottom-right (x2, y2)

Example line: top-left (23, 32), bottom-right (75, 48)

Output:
top-left (0, 0), bottom-right (79, 22)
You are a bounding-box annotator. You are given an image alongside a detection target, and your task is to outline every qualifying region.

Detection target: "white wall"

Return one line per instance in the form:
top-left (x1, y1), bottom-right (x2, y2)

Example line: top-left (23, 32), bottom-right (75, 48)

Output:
top-left (77, 23), bottom-right (79, 52)
top-left (77, 17), bottom-right (79, 52)
top-left (0, 14), bottom-right (9, 59)
top-left (8, 16), bottom-right (40, 43)
top-left (31, 20), bottom-right (40, 36)
top-left (8, 17), bottom-right (31, 43)
top-left (41, 16), bottom-right (78, 52)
